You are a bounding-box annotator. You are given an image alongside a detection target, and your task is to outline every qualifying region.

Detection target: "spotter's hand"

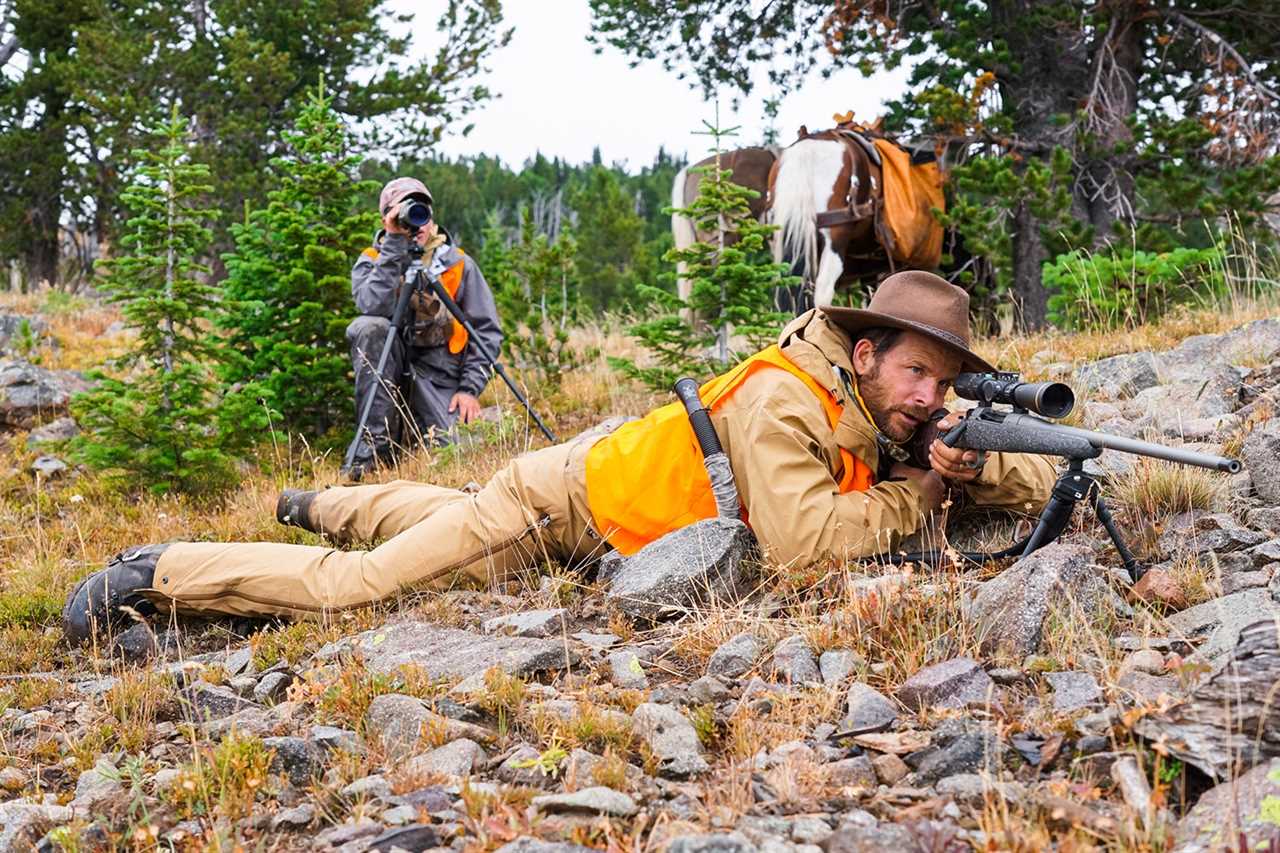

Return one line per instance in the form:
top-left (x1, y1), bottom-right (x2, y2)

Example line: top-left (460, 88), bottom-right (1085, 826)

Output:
top-left (449, 392), bottom-right (481, 425)
top-left (928, 410), bottom-right (984, 484)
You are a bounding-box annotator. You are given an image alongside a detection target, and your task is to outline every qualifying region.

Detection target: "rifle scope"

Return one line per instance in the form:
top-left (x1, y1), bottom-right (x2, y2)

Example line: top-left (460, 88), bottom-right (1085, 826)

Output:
top-left (954, 372), bottom-right (1075, 419)
top-left (396, 199), bottom-right (433, 232)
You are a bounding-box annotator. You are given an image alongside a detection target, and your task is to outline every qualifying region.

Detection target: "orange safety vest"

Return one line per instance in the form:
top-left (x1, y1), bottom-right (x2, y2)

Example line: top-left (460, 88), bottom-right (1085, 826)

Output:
top-left (585, 345), bottom-right (875, 555)
top-left (361, 246), bottom-right (470, 354)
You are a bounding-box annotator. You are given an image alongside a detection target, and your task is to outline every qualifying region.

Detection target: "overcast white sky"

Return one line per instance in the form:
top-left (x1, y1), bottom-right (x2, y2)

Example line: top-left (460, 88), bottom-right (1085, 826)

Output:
top-left (397, 1), bottom-right (911, 170)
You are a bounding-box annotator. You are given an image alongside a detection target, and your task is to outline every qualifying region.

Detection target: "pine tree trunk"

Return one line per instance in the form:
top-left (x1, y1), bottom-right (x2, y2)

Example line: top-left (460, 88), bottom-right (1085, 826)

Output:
top-left (989, 0), bottom-right (1091, 331)
top-left (162, 162), bottom-right (177, 394)
top-left (1080, 1), bottom-right (1142, 245)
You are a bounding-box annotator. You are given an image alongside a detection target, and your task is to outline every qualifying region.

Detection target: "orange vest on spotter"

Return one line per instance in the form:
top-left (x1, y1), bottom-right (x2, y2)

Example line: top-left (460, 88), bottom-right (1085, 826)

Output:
top-left (585, 345), bottom-right (875, 555)
top-left (438, 256), bottom-right (468, 354)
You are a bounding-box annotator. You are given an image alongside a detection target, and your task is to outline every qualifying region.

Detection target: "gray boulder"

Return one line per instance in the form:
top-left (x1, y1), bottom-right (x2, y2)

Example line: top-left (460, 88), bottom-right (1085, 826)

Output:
top-left (966, 543), bottom-right (1118, 658)
top-left (819, 649), bottom-right (862, 686)
top-left (495, 839), bottom-right (598, 853)
top-left (1172, 757), bottom-right (1280, 852)
top-left (605, 518), bottom-right (754, 621)
top-left (632, 702), bottom-right (709, 777)
top-left (26, 417), bottom-right (77, 446)
top-left (363, 694), bottom-right (490, 760)
top-left (1243, 421), bottom-right (1280, 506)
top-left (1165, 589), bottom-right (1280, 665)
top-left (0, 360), bottom-right (90, 429)
top-left (608, 650), bottom-right (649, 689)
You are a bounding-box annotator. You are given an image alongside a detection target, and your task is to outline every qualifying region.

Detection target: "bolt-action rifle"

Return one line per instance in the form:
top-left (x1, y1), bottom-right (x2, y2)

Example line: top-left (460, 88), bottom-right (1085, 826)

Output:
top-left (890, 372), bottom-right (1241, 582)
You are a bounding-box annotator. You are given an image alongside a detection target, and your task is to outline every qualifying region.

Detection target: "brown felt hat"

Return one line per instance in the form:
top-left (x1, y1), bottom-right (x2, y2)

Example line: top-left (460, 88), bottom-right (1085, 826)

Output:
top-left (822, 270), bottom-right (995, 373)
top-left (379, 177), bottom-right (433, 215)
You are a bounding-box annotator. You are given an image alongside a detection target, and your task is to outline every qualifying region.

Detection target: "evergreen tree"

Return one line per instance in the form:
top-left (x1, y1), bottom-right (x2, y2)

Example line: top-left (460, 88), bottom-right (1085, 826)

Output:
top-left (569, 166), bottom-right (647, 312)
top-left (70, 108), bottom-right (266, 495)
top-left (611, 117), bottom-right (794, 391)
top-left (219, 80), bottom-right (378, 436)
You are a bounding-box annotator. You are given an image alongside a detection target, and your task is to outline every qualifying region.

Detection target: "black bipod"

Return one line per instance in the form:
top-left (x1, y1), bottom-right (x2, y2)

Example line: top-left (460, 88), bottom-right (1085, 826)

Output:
top-left (883, 458), bottom-right (1142, 582)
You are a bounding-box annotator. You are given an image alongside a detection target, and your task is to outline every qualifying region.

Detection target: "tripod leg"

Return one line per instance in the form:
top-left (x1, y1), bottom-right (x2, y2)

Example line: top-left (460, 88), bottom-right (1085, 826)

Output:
top-left (1091, 491), bottom-right (1141, 582)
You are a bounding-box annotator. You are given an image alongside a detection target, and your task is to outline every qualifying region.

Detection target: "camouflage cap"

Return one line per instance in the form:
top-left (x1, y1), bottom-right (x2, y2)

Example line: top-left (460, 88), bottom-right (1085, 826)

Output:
top-left (379, 177), bottom-right (433, 215)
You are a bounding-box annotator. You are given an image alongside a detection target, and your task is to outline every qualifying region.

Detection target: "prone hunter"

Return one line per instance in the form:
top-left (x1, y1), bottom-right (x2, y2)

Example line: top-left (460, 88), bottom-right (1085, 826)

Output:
top-left (64, 272), bottom-right (1057, 640)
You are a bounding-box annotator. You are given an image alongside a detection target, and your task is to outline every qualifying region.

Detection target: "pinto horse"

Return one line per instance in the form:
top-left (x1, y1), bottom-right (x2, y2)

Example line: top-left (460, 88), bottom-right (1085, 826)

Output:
top-left (767, 127), bottom-right (888, 311)
top-left (670, 146), bottom-right (778, 305)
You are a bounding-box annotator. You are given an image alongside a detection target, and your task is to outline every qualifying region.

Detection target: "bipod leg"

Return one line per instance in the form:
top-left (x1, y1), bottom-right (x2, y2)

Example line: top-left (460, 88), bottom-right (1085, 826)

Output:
top-left (1020, 461), bottom-right (1091, 560)
top-left (1090, 488), bottom-right (1141, 583)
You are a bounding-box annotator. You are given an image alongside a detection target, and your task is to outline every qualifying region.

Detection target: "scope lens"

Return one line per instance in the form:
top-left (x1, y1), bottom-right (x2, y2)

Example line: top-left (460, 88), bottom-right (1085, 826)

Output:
top-left (402, 200), bottom-right (432, 228)
top-left (1021, 382), bottom-right (1074, 418)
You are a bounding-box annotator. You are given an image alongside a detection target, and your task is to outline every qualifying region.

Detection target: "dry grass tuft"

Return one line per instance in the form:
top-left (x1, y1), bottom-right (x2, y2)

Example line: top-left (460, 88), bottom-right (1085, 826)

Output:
top-left (1111, 458), bottom-right (1225, 519)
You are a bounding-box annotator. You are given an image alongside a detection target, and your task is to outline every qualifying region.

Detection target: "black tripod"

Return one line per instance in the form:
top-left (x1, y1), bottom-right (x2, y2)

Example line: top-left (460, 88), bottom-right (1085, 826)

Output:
top-left (344, 243), bottom-right (557, 472)
top-left (887, 457), bottom-right (1143, 582)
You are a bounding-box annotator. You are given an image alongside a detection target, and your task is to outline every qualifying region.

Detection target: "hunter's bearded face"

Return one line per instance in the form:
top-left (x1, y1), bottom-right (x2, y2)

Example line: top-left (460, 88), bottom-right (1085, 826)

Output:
top-left (852, 331), bottom-right (961, 443)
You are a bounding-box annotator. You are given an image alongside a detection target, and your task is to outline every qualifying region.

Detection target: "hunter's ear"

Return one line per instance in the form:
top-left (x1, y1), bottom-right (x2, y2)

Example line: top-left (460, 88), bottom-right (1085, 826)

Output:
top-left (851, 338), bottom-right (878, 375)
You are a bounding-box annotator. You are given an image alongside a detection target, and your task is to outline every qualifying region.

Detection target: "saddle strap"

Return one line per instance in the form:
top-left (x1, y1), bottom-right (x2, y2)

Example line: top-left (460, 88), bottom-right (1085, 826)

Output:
top-left (815, 200), bottom-right (877, 229)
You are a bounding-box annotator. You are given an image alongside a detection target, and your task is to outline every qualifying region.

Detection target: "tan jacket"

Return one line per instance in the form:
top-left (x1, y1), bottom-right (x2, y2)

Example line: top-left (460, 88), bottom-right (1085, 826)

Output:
top-left (703, 311), bottom-right (1057, 566)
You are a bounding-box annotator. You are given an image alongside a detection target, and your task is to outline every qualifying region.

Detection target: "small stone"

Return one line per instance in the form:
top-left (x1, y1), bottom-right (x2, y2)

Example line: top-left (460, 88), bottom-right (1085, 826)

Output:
top-left (872, 753), bottom-right (909, 785)
top-left (632, 703), bottom-right (709, 777)
top-left (497, 745), bottom-right (550, 787)
top-left (532, 786), bottom-right (638, 816)
top-left (270, 803), bottom-right (315, 830)
top-left (363, 694), bottom-right (492, 760)
top-left (819, 650), bottom-right (862, 686)
top-left (825, 756), bottom-right (876, 788)
top-left (253, 671), bottom-right (294, 704)
top-left (30, 455), bottom-right (68, 478)
top-left (71, 760), bottom-right (123, 810)
top-left (315, 819), bottom-right (383, 847)
top-left (666, 833), bottom-right (756, 853)
top-left (150, 768), bottom-right (181, 794)
top-left (936, 773), bottom-right (1026, 805)
top-left (910, 727), bottom-right (1004, 784)
top-left (707, 632), bottom-right (763, 678)
top-left (402, 738), bottom-right (486, 779)
top-left (770, 634), bottom-right (821, 684)
top-left (1045, 671), bottom-right (1103, 712)
top-left (1119, 649), bottom-right (1166, 676)
top-left (482, 609), bottom-right (568, 638)
top-left (571, 631), bottom-right (620, 651)
top-left (26, 417), bottom-right (78, 447)
top-left (895, 658), bottom-right (996, 711)
top-left (687, 675), bottom-right (731, 705)
top-left (0, 766), bottom-right (27, 792)
top-left (379, 804), bottom-right (419, 826)
top-left (843, 682), bottom-right (897, 732)
top-left (181, 681), bottom-right (262, 722)
top-left (228, 675), bottom-right (257, 696)
top-left (608, 650), bottom-right (649, 689)
top-left (264, 736), bottom-right (325, 787)
top-left (495, 838), bottom-right (598, 853)
top-left (341, 774), bottom-right (393, 802)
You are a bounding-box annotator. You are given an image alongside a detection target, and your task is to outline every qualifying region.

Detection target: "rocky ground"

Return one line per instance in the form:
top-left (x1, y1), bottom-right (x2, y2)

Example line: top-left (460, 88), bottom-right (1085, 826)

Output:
top-left (1, 312), bottom-right (1280, 851)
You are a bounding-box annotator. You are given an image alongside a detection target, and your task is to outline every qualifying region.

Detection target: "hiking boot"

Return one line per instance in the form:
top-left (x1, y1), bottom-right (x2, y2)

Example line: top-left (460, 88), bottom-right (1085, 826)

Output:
top-left (276, 488), bottom-right (319, 533)
top-left (62, 544), bottom-right (169, 645)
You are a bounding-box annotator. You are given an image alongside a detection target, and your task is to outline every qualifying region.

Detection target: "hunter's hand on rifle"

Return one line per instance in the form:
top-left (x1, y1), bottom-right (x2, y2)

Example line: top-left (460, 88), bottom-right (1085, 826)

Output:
top-left (927, 410), bottom-right (985, 484)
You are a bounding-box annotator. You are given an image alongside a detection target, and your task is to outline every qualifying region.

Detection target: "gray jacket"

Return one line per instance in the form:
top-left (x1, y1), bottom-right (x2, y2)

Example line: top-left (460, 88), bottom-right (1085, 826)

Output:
top-left (351, 232), bottom-right (504, 397)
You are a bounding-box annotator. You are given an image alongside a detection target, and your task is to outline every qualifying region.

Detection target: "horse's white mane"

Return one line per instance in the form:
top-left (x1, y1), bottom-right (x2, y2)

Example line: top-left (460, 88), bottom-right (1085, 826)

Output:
top-left (770, 139), bottom-right (846, 306)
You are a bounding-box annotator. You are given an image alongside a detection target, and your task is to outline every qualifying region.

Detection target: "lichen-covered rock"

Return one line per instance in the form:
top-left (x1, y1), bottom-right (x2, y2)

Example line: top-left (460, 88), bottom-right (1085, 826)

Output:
top-left (605, 518), bottom-right (754, 621)
top-left (1172, 757), bottom-right (1280, 852)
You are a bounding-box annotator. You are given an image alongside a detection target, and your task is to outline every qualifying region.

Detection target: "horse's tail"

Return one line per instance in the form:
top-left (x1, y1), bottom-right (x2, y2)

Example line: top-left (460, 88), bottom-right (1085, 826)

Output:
top-left (770, 139), bottom-right (846, 291)
top-left (670, 165), bottom-right (697, 303)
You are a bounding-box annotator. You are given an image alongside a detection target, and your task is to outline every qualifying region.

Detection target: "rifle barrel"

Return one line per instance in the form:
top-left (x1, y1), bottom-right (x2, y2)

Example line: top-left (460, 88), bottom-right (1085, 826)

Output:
top-left (1001, 413), bottom-right (1242, 473)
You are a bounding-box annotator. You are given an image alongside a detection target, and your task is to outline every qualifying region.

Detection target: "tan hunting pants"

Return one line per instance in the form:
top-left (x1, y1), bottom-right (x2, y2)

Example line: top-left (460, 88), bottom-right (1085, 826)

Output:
top-left (149, 442), bottom-right (604, 620)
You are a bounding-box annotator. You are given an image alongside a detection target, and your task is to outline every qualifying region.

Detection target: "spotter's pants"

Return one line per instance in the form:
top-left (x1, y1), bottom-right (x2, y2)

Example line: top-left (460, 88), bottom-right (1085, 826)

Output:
top-left (148, 441), bottom-right (604, 620)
